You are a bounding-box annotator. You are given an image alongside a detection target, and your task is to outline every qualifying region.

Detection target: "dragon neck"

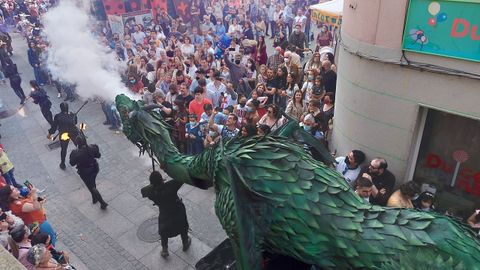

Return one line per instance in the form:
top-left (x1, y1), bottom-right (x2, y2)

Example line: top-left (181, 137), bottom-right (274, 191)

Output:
top-left (146, 133), bottom-right (213, 189)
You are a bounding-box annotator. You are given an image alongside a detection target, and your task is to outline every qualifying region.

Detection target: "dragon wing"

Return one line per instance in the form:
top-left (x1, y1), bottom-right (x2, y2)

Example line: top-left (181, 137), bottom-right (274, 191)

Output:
top-left (225, 157), bottom-right (283, 270)
top-left (224, 136), bottom-right (480, 269)
top-left (272, 113), bottom-right (335, 166)
top-left (225, 136), bottom-right (358, 266)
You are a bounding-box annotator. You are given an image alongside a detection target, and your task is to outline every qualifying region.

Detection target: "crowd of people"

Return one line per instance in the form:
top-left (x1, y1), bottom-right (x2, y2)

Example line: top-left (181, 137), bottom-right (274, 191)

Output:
top-left (101, 0), bottom-right (338, 155)
top-left (335, 151), bottom-right (438, 214)
top-left (0, 0), bottom-right (477, 268)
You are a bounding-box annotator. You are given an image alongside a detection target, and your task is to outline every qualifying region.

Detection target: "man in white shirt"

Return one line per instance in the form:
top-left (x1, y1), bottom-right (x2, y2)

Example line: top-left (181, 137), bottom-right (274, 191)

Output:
top-left (283, 3), bottom-right (294, 35)
top-left (222, 82), bottom-right (238, 108)
top-left (131, 25), bottom-right (146, 44)
top-left (208, 111), bottom-right (239, 140)
top-left (267, 1), bottom-right (276, 36)
top-left (335, 150), bottom-right (366, 187)
top-left (184, 58), bottom-right (197, 79)
top-left (206, 71), bottom-right (227, 108)
top-left (294, 9), bottom-right (307, 32)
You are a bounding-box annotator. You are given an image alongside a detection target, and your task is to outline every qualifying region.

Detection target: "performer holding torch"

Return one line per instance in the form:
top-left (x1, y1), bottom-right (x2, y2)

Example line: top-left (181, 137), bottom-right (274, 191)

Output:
top-left (47, 102), bottom-right (79, 170)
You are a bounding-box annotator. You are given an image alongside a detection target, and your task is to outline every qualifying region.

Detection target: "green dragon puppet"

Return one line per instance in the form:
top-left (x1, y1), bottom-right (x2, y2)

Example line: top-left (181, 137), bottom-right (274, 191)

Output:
top-left (116, 94), bottom-right (480, 270)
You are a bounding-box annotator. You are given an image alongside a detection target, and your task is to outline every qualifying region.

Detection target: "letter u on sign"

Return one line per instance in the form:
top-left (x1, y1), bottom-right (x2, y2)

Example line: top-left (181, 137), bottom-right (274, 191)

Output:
top-left (451, 18), bottom-right (469, 38)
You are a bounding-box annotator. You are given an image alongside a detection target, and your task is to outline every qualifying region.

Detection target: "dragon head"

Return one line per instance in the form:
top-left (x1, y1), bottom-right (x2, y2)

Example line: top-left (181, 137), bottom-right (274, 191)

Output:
top-left (115, 93), bottom-right (182, 163)
top-left (115, 94), bottom-right (141, 141)
top-left (116, 94), bottom-right (212, 189)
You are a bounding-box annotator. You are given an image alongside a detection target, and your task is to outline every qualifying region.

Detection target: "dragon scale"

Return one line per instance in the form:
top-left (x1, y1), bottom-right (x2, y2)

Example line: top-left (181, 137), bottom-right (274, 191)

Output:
top-left (116, 95), bottom-right (480, 270)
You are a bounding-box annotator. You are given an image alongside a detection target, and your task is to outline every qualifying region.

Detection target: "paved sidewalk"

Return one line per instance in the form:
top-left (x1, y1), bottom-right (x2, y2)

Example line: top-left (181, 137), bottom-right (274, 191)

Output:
top-left (0, 33), bottom-right (226, 269)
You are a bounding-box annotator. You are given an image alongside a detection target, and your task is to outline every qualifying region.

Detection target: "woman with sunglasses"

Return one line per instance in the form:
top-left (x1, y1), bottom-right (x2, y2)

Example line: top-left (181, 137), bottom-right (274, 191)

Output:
top-left (257, 104), bottom-right (285, 132)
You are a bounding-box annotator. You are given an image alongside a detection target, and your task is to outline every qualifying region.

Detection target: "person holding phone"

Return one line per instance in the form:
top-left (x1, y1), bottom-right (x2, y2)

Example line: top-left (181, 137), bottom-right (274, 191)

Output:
top-left (0, 185), bottom-right (57, 247)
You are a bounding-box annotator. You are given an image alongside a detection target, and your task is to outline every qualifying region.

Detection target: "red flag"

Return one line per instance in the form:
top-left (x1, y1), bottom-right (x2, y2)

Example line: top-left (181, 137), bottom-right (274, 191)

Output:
top-left (141, 0), bottom-right (152, 9)
top-left (172, 0), bottom-right (191, 22)
top-left (124, 0), bottom-right (142, 12)
top-left (151, 0), bottom-right (167, 20)
top-left (151, 0), bottom-right (167, 11)
top-left (102, 0), bottom-right (126, 15)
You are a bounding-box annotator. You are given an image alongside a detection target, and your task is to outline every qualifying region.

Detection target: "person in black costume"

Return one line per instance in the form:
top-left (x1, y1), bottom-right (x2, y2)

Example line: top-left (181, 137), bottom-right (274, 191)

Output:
top-left (48, 102), bottom-right (79, 170)
top-left (3, 58), bottom-right (26, 104)
top-left (29, 80), bottom-right (53, 126)
top-left (69, 136), bottom-right (108, 210)
top-left (144, 171), bottom-right (191, 258)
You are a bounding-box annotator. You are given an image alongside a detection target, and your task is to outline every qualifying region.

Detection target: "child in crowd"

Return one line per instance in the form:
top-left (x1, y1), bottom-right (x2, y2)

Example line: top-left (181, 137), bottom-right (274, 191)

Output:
top-left (185, 114), bottom-right (204, 155)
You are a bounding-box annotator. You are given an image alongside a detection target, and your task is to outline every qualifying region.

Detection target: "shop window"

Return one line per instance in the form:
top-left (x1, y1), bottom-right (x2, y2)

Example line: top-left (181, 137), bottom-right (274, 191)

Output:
top-left (413, 109), bottom-right (480, 219)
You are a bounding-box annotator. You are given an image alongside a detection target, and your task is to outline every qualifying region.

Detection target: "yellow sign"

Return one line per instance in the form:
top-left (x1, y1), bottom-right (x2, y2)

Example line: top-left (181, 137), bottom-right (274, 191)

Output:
top-left (311, 9), bottom-right (342, 26)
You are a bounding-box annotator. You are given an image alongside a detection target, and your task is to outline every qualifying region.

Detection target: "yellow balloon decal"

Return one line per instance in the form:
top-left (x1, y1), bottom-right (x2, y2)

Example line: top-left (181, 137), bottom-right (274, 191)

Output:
top-left (428, 2), bottom-right (440, 16)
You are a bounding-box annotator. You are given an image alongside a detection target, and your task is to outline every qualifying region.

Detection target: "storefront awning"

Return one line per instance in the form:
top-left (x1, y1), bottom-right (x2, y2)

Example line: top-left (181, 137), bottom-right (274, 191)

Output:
top-left (309, 0), bottom-right (343, 26)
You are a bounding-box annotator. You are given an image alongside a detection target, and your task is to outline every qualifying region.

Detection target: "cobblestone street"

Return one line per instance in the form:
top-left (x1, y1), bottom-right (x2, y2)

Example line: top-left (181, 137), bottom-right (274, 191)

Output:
top-left (1, 33), bottom-right (226, 270)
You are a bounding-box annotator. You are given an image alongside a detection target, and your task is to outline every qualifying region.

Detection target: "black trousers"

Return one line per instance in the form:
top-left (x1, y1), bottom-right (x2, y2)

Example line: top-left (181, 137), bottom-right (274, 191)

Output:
top-left (59, 139), bottom-right (69, 165)
top-left (60, 137), bottom-right (78, 165)
top-left (161, 230), bottom-right (188, 249)
top-left (79, 169), bottom-right (106, 205)
top-left (9, 77), bottom-right (26, 101)
top-left (40, 105), bottom-right (53, 126)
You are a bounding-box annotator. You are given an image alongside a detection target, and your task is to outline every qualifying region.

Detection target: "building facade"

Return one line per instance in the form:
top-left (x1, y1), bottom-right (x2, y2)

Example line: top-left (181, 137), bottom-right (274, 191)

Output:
top-left (332, 0), bottom-right (480, 215)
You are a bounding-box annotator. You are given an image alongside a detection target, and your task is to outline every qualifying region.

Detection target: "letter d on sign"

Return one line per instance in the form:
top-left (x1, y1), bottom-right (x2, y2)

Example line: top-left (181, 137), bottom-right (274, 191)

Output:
top-left (425, 153), bottom-right (442, 168)
top-left (451, 18), bottom-right (469, 38)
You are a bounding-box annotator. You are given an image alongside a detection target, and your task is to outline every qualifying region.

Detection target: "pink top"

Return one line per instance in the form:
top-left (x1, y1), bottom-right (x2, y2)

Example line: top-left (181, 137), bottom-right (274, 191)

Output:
top-left (18, 243), bottom-right (35, 270)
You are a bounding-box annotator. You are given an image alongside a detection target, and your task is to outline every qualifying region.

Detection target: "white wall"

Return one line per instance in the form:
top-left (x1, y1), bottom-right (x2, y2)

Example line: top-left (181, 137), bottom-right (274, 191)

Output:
top-left (332, 30), bottom-right (480, 183)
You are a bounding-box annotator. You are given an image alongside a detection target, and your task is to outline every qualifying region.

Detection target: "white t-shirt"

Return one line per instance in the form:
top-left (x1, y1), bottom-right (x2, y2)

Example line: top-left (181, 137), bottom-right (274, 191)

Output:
top-left (132, 31), bottom-right (146, 44)
top-left (355, 191), bottom-right (370, 203)
top-left (216, 125), bottom-right (239, 139)
top-left (206, 82), bottom-right (227, 108)
top-left (181, 44), bottom-right (195, 57)
top-left (294, 15), bottom-right (307, 31)
top-left (335, 156), bottom-right (361, 187)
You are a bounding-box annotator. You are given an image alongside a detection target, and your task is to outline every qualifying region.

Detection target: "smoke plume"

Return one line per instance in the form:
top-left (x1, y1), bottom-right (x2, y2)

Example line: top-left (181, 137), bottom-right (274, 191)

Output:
top-left (42, 0), bottom-right (132, 101)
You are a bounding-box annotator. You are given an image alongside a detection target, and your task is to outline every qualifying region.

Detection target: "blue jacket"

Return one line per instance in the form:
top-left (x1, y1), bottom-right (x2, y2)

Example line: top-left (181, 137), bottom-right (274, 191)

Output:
top-left (215, 25), bottom-right (226, 37)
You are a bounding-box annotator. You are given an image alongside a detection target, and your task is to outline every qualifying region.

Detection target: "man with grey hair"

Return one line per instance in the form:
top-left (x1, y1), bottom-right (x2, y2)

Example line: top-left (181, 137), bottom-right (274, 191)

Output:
top-left (301, 113), bottom-right (323, 140)
top-left (321, 60), bottom-right (337, 94)
top-left (267, 46), bottom-right (284, 70)
top-left (200, 15), bottom-right (214, 34)
top-left (284, 50), bottom-right (301, 67)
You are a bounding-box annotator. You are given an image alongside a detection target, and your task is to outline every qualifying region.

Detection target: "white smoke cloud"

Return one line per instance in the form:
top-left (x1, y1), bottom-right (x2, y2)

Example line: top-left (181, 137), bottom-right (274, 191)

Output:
top-left (42, 0), bottom-right (134, 101)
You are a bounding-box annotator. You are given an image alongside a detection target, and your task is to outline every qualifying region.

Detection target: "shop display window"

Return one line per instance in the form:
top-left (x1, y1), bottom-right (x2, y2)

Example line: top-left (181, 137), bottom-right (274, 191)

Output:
top-left (413, 109), bottom-right (480, 218)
